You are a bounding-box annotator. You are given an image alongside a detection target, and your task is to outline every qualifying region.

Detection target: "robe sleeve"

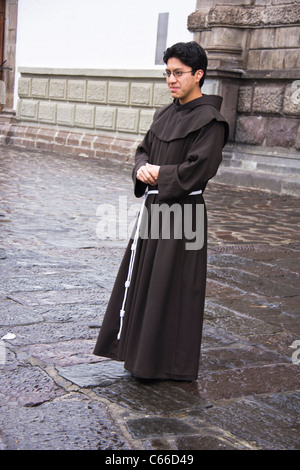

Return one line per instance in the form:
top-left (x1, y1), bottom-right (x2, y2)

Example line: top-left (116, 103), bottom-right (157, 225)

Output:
top-left (157, 120), bottom-right (226, 202)
top-left (132, 130), bottom-right (152, 198)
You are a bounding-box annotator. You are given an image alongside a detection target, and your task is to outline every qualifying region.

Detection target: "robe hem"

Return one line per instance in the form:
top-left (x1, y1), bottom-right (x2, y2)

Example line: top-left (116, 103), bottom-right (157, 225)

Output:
top-left (125, 367), bottom-right (197, 382)
top-left (93, 350), bottom-right (120, 360)
top-left (92, 351), bottom-right (197, 381)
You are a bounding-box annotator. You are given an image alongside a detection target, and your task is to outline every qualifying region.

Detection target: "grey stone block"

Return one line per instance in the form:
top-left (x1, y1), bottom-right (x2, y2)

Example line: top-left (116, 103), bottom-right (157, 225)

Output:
top-left (250, 27), bottom-right (276, 49)
top-left (153, 83), bottom-right (172, 107)
top-left (253, 86), bottom-right (284, 114)
top-left (95, 106), bottom-right (116, 130)
top-left (295, 124), bottom-right (300, 150)
top-left (38, 102), bottom-right (56, 124)
top-left (235, 116), bottom-right (267, 145)
top-left (266, 117), bottom-right (298, 147)
top-left (67, 80), bottom-right (86, 102)
top-left (247, 50), bottom-right (261, 70)
top-left (58, 361), bottom-right (129, 387)
top-left (284, 48), bottom-right (300, 69)
top-left (18, 99), bottom-right (39, 121)
top-left (126, 417), bottom-right (197, 439)
top-left (57, 103), bottom-right (75, 126)
top-left (108, 82), bottom-right (129, 105)
top-left (31, 79), bottom-right (49, 99)
top-left (87, 81), bottom-right (107, 103)
top-left (260, 49), bottom-right (285, 70)
top-left (18, 78), bottom-right (31, 98)
top-left (237, 86), bottom-right (253, 113)
top-left (75, 105), bottom-right (95, 128)
top-left (116, 108), bottom-right (139, 133)
top-left (49, 79), bottom-right (67, 100)
top-left (283, 81), bottom-right (300, 116)
top-left (274, 25), bottom-right (300, 48)
top-left (130, 83), bottom-right (153, 106)
top-left (139, 109), bottom-right (155, 134)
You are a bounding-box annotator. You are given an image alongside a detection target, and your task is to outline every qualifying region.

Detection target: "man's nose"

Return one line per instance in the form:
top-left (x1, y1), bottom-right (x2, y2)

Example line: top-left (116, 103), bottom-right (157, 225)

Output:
top-left (168, 73), bottom-right (177, 83)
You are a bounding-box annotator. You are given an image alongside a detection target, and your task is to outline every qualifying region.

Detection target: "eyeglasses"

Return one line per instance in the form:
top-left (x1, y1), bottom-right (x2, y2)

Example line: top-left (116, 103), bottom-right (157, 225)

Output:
top-left (163, 70), bottom-right (193, 79)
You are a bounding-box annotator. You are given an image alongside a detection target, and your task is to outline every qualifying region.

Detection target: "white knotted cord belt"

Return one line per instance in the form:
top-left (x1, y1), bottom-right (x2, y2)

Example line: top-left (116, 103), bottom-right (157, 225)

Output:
top-left (116, 188), bottom-right (203, 340)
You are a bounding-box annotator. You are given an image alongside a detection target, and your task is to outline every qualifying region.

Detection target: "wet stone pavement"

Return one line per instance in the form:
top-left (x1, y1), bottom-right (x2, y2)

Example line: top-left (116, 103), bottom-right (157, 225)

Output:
top-left (0, 146), bottom-right (299, 451)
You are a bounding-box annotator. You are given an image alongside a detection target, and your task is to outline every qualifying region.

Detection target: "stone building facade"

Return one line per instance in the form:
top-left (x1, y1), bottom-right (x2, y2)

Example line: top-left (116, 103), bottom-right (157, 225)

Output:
top-left (0, 0), bottom-right (299, 195)
top-left (188, 0), bottom-right (300, 195)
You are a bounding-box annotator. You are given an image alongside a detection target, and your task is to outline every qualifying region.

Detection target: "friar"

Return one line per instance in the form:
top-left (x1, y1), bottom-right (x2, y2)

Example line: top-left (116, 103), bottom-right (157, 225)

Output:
top-left (93, 41), bottom-right (229, 381)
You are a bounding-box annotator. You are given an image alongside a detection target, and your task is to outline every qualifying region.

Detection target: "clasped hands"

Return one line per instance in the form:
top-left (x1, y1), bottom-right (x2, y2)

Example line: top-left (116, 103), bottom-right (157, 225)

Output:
top-left (136, 163), bottom-right (160, 186)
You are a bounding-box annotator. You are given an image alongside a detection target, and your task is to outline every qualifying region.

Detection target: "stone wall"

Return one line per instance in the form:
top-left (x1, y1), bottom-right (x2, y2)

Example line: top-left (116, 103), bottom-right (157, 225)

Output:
top-left (236, 80), bottom-right (300, 150)
top-left (187, 0), bottom-right (300, 195)
top-left (16, 68), bottom-right (174, 134)
top-left (1, 68), bottom-right (173, 161)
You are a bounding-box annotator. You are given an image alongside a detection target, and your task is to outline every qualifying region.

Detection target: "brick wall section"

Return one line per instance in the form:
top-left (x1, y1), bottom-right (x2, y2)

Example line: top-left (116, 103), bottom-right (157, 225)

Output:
top-left (0, 121), bottom-right (142, 163)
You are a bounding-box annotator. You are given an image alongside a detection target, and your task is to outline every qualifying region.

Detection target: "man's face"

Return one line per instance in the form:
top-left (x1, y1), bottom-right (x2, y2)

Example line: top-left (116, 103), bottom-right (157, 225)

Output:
top-left (165, 57), bottom-right (203, 105)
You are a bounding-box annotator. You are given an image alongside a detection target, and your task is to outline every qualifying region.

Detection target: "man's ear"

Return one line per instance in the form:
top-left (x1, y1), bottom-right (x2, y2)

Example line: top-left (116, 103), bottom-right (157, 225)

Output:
top-left (196, 70), bottom-right (203, 83)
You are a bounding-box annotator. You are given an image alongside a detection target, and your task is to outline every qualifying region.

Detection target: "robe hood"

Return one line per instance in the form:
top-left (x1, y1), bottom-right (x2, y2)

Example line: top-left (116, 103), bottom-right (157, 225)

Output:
top-left (150, 94), bottom-right (229, 143)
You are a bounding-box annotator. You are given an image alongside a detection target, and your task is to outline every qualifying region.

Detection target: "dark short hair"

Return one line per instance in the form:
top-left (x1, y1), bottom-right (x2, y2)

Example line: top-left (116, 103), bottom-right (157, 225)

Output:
top-left (163, 41), bottom-right (207, 88)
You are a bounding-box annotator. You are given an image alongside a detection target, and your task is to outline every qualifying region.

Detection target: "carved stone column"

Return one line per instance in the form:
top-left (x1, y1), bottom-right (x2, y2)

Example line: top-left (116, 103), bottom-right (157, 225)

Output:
top-left (188, 0), bottom-right (300, 156)
top-left (188, 0), bottom-right (300, 71)
top-left (1, 0), bottom-right (18, 119)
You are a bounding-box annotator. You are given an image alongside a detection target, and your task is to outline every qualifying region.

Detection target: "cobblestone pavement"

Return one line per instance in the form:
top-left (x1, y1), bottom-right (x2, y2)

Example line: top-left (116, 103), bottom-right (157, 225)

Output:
top-left (0, 146), bottom-right (299, 451)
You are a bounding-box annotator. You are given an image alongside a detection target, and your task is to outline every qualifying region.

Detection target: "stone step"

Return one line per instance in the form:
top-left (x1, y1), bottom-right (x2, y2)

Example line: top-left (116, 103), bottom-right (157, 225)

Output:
top-left (214, 165), bottom-right (300, 197)
top-left (222, 158), bottom-right (300, 177)
top-left (223, 146), bottom-right (300, 176)
top-left (218, 144), bottom-right (300, 196)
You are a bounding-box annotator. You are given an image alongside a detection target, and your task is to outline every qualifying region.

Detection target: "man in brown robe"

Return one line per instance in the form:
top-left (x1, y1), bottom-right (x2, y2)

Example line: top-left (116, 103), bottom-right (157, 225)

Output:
top-left (94, 42), bottom-right (229, 381)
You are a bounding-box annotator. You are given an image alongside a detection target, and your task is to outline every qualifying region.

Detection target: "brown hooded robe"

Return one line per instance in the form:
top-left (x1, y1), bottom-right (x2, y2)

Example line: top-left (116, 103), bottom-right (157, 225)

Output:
top-left (93, 95), bottom-right (229, 381)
